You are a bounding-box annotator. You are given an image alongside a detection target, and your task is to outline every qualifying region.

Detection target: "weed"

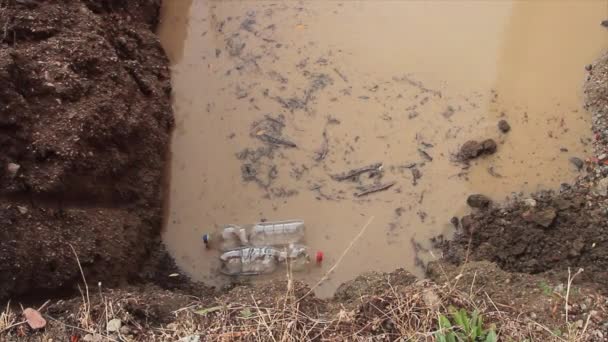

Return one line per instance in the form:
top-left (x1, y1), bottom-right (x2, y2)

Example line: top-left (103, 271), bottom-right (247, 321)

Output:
top-left (435, 307), bottom-right (497, 342)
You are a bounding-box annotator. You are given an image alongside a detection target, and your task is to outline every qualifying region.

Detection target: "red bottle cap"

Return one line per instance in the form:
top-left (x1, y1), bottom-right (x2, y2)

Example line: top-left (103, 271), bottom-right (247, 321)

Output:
top-left (315, 251), bottom-right (324, 265)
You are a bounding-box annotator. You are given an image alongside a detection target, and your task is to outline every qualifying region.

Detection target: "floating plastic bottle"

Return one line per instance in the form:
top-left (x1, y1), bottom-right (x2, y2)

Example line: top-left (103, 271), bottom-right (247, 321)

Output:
top-left (203, 220), bottom-right (305, 250)
top-left (248, 220), bottom-right (305, 246)
top-left (219, 244), bottom-right (314, 276)
top-left (202, 225), bottom-right (248, 251)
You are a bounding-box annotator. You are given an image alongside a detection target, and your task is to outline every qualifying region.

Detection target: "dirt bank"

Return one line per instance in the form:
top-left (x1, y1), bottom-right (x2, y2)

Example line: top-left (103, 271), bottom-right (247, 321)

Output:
top-left (443, 52), bottom-right (608, 294)
top-left (0, 0), bottom-right (172, 299)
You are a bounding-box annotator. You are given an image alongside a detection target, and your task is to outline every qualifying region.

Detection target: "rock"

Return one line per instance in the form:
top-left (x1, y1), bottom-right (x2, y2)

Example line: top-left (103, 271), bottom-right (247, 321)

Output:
top-left (481, 139), bottom-right (497, 154)
top-left (23, 308), bottom-right (46, 330)
top-left (6, 162), bottom-right (20, 177)
top-left (467, 194), bottom-right (491, 208)
top-left (459, 140), bottom-right (483, 160)
top-left (585, 64), bottom-right (593, 71)
top-left (602, 19), bottom-right (608, 28)
top-left (83, 334), bottom-right (103, 342)
top-left (599, 153), bottom-right (607, 161)
top-left (119, 325), bottom-right (131, 335)
top-left (595, 178), bottom-right (608, 196)
top-left (422, 289), bottom-right (440, 310)
top-left (178, 335), bottom-right (201, 342)
top-left (107, 318), bottom-right (122, 332)
top-left (450, 216), bottom-right (459, 228)
top-left (498, 120), bottom-right (511, 133)
top-left (575, 319), bottom-right (584, 329)
top-left (523, 198), bottom-right (537, 207)
top-left (523, 208), bottom-right (557, 228)
top-left (17, 206), bottom-right (28, 214)
top-left (569, 157), bottom-right (584, 170)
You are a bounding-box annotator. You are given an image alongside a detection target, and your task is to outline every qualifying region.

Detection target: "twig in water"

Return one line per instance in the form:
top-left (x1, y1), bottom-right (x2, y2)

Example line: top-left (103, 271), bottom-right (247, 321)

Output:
top-left (298, 216), bottom-right (375, 302)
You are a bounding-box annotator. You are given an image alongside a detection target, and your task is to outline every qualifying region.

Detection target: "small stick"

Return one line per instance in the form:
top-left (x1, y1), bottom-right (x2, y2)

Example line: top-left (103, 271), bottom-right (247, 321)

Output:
top-left (298, 216), bottom-right (375, 301)
top-left (354, 181), bottom-right (395, 197)
top-left (331, 163), bottom-right (382, 181)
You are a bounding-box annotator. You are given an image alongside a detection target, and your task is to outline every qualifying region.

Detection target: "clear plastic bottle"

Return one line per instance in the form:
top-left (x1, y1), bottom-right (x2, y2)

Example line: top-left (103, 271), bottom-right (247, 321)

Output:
top-left (219, 244), bottom-right (313, 276)
top-left (203, 220), bottom-right (305, 250)
top-left (248, 220), bottom-right (305, 246)
top-left (219, 246), bottom-right (283, 275)
top-left (202, 225), bottom-right (249, 251)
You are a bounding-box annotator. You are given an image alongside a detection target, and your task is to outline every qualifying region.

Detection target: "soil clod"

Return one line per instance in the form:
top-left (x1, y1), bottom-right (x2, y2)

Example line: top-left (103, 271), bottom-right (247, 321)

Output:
top-left (498, 119), bottom-right (511, 133)
top-left (467, 194), bottom-right (492, 208)
top-left (458, 139), bottom-right (497, 161)
top-left (522, 207), bottom-right (557, 228)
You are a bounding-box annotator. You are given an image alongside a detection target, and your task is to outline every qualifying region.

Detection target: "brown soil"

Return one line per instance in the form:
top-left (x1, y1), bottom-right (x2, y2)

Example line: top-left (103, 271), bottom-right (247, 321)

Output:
top-left (0, 0), bottom-right (172, 299)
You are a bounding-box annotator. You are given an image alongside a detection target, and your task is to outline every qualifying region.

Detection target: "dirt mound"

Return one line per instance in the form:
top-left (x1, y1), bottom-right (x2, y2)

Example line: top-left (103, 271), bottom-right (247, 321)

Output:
top-left (0, 0), bottom-right (172, 299)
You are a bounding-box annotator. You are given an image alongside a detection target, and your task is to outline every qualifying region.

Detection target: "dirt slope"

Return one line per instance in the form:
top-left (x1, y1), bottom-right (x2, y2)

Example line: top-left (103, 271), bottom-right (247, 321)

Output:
top-left (0, 0), bottom-right (172, 299)
top-left (443, 52), bottom-right (608, 293)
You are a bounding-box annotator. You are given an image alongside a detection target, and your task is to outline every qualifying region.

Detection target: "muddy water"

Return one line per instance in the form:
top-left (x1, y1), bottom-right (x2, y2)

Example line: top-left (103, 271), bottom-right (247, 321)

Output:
top-left (158, 1), bottom-right (608, 297)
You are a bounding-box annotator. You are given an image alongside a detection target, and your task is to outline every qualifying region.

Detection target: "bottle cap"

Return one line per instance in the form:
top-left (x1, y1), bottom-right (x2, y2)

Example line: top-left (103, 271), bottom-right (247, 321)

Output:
top-left (315, 251), bottom-right (324, 265)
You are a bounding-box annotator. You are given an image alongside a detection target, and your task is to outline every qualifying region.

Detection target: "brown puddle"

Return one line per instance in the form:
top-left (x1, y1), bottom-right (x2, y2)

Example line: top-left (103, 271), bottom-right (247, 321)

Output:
top-left (158, 0), bottom-right (608, 297)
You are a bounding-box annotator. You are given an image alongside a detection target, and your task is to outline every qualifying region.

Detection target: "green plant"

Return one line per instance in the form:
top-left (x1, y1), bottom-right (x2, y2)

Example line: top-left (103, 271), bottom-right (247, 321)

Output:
top-left (435, 307), bottom-right (497, 342)
top-left (539, 281), bottom-right (553, 296)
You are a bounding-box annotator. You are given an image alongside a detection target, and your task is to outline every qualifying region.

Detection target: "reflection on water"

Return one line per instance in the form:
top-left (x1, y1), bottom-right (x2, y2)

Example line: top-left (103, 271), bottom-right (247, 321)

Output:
top-left (158, 0), bottom-right (608, 297)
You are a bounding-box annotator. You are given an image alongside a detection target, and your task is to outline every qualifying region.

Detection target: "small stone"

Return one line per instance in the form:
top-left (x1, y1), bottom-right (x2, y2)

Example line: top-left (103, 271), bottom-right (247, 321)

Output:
top-left (523, 198), bottom-right (537, 207)
top-left (569, 157), bottom-right (584, 170)
top-left (83, 334), bottom-right (103, 342)
top-left (17, 206), bottom-right (28, 214)
top-left (595, 178), bottom-right (608, 196)
top-left (575, 319), bottom-right (584, 329)
top-left (580, 303), bottom-right (587, 311)
top-left (599, 154), bottom-right (607, 161)
top-left (6, 163), bottom-right (20, 177)
top-left (467, 194), bottom-right (492, 208)
top-left (178, 335), bottom-right (201, 342)
top-left (498, 119), bottom-right (511, 133)
top-left (450, 216), bottom-right (459, 228)
top-left (602, 19), bottom-right (608, 28)
top-left (523, 208), bottom-right (557, 228)
top-left (585, 64), bottom-right (593, 71)
top-left (119, 325), bottom-right (131, 335)
top-left (107, 318), bottom-right (122, 332)
top-left (23, 308), bottom-right (46, 330)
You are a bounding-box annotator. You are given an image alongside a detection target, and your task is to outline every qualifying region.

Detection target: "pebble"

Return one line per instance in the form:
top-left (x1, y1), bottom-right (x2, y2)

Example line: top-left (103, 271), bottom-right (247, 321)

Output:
top-left (575, 319), bottom-right (584, 329)
top-left (596, 178), bottom-right (608, 196)
top-left (107, 318), bottom-right (122, 332)
top-left (178, 335), bottom-right (201, 342)
top-left (523, 198), bottom-right (537, 207)
top-left (599, 153), bottom-right (607, 161)
top-left (119, 325), bottom-right (131, 335)
top-left (83, 334), bottom-right (104, 342)
top-left (6, 163), bottom-right (20, 177)
top-left (523, 207), bottom-right (557, 228)
top-left (585, 64), bottom-right (593, 71)
top-left (23, 308), bottom-right (46, 330)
